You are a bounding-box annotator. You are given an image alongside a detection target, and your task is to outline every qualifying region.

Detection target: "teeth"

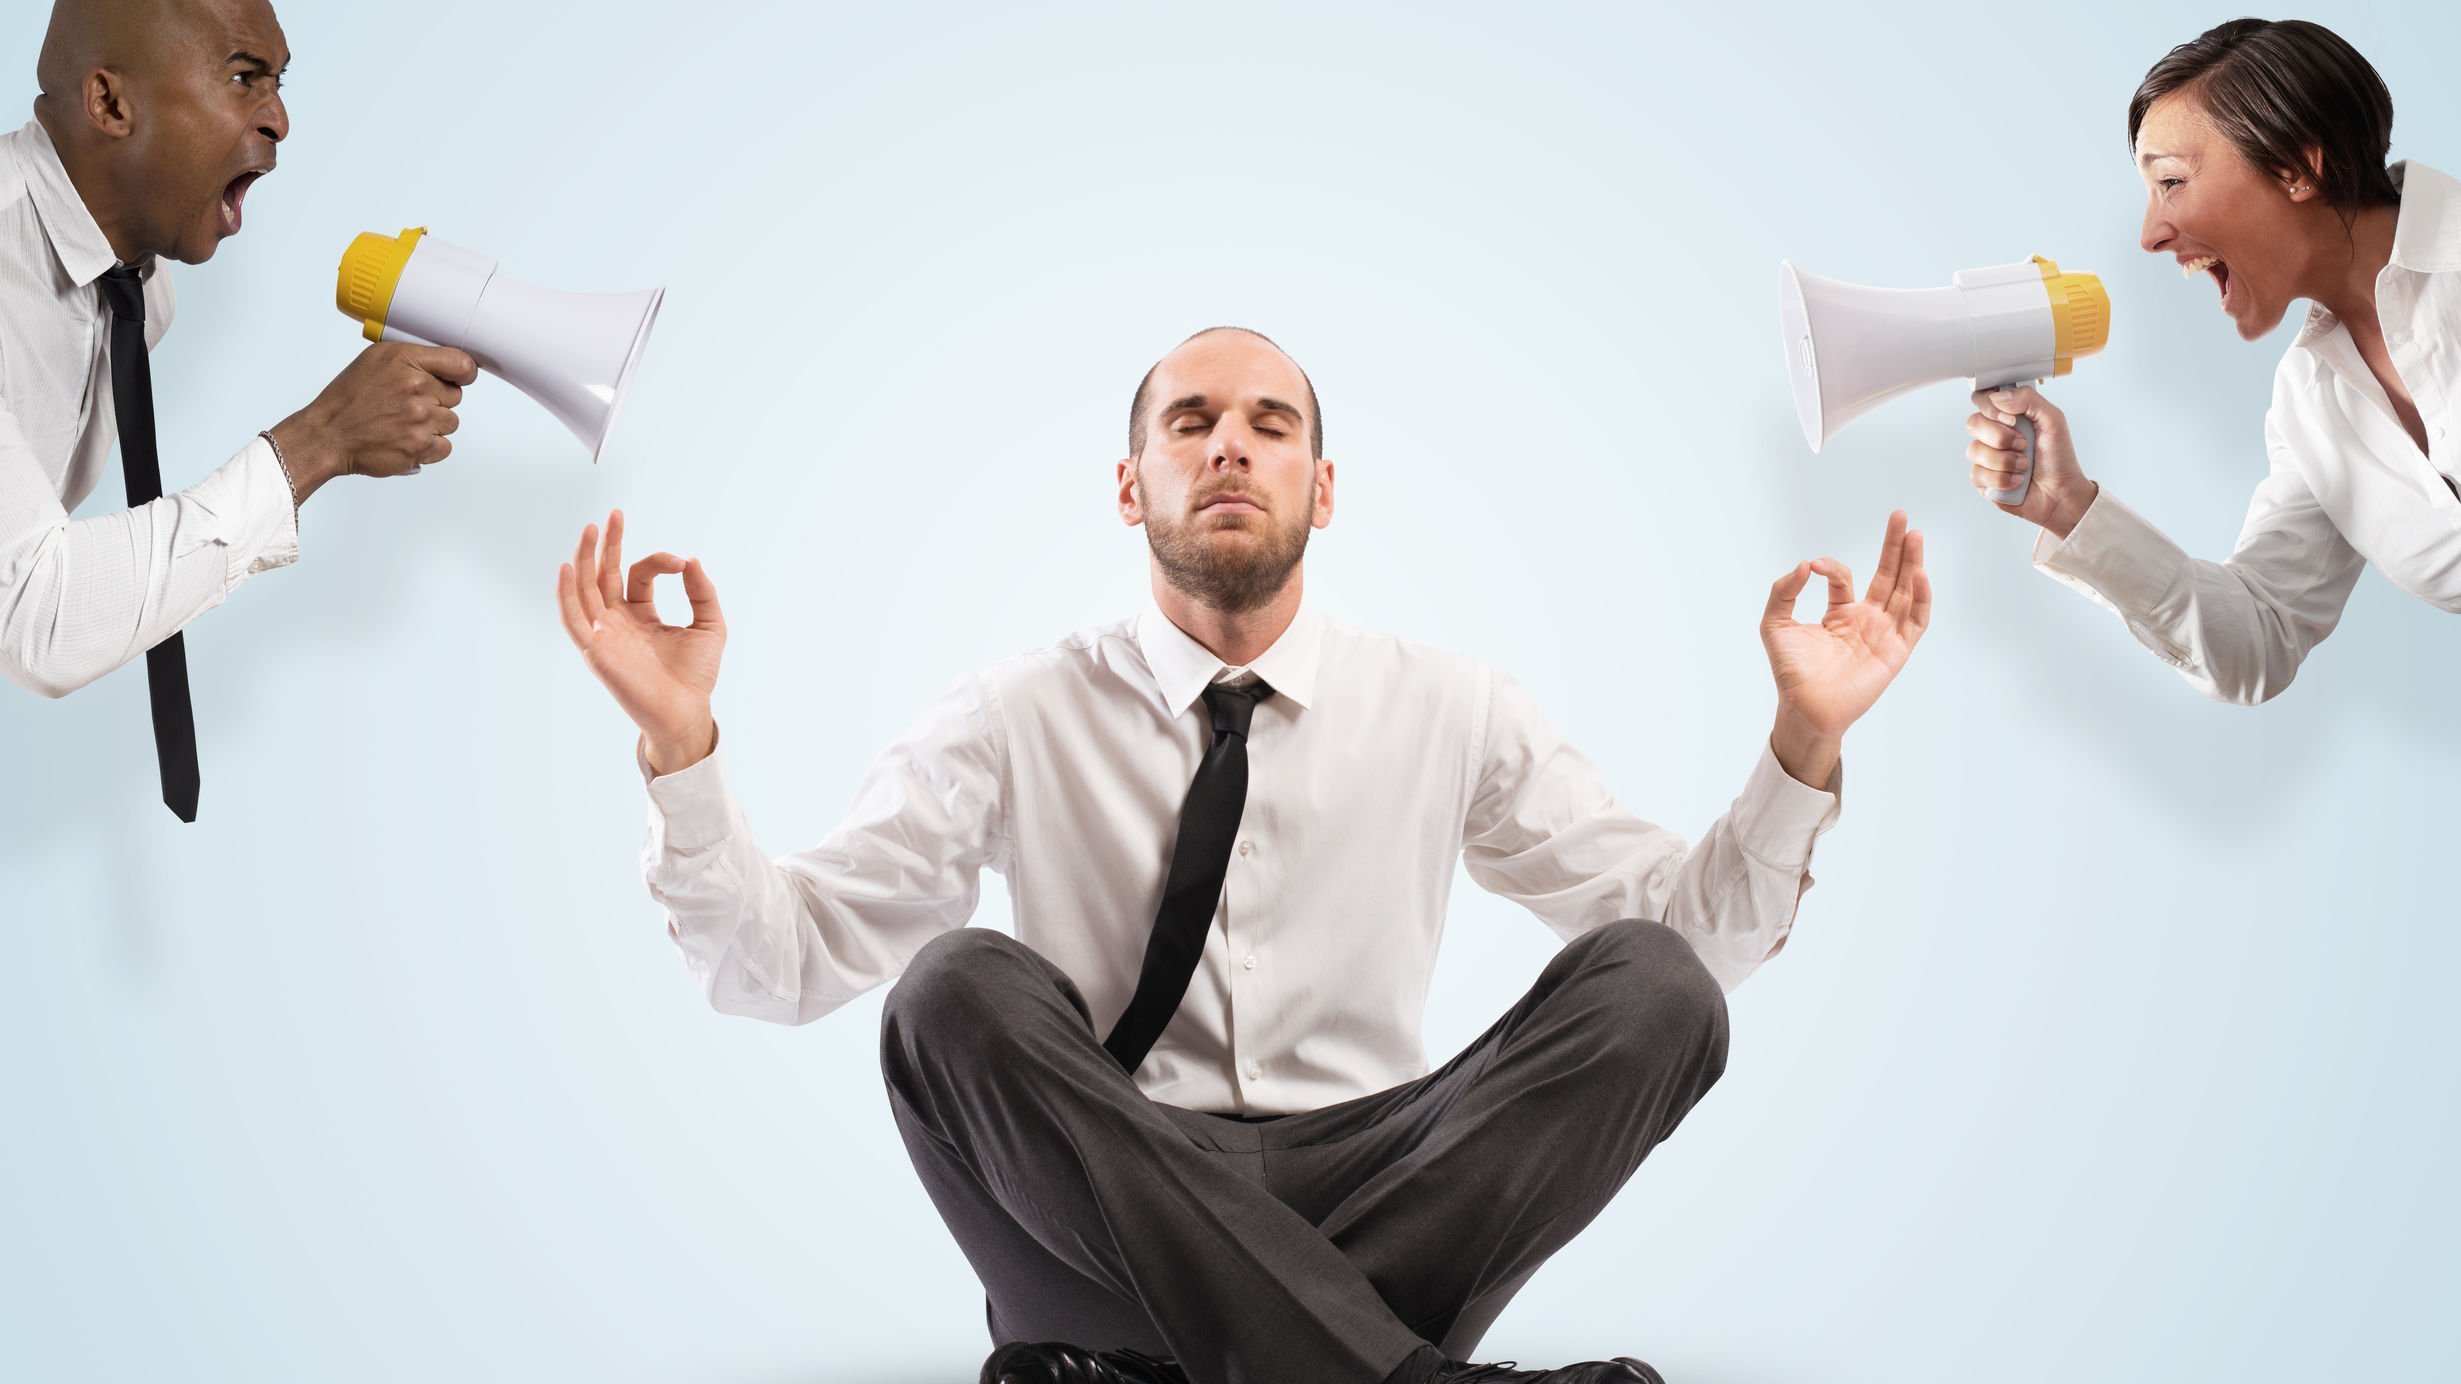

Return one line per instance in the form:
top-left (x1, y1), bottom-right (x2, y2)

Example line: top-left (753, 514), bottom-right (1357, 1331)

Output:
top-left (2182, 255), bottom-right (2220, 278)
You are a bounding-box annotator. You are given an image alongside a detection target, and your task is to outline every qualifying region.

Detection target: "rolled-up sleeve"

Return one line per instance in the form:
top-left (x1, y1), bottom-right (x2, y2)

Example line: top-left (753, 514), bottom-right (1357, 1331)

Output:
top-left (1460, 666), bottom-right (1840, 993)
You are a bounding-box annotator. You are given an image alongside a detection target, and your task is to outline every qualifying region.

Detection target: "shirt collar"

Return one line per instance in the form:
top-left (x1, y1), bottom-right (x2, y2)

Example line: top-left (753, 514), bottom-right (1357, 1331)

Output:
top-left (2292, 162), bottom-right (2461, 351)
top-left (1136, 599), bottom-right (1324, 717)
top-left (13, 118), bottom-right (127, 289)
top-left (2386, 161), bottom-right (2461, 275)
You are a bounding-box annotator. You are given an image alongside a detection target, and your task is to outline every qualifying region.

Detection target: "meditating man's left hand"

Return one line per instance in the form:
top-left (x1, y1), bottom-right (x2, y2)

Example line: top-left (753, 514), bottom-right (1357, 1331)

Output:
top-left (1759, 509), bottom-right (1932, 788)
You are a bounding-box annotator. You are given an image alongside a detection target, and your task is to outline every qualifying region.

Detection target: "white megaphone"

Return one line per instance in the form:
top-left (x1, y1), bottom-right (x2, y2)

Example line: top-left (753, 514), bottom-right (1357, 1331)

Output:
top-left (1778, 256), bottom-right (2109, 505)
top-left (334, 227), bottom-right (664, 462)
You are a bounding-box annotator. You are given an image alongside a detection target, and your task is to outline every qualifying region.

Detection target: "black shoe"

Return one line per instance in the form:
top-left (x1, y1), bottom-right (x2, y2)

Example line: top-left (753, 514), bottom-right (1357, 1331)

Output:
top-left (978, 1340), bottom-right (1188, 1384)
top-left (1431, 1359), bottom-right (1665, 1384)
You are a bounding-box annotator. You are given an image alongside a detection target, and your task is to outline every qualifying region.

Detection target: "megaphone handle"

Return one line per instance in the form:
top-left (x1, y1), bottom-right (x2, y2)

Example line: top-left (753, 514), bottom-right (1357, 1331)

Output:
top-left (1989, 411), bottom-right (2036, 508)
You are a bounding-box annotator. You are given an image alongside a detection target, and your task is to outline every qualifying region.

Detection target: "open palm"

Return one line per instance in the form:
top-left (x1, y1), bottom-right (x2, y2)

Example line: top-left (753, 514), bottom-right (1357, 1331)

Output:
top-left (555, 509), bottom-right (725, 757)
top-left (1761, 511), bottom-right (1931, 741)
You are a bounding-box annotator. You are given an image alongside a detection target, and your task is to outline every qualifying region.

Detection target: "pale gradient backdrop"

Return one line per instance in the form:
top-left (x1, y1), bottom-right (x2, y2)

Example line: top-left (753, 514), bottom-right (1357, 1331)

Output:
top-left (4, 2), bottom-right (2457, 1380)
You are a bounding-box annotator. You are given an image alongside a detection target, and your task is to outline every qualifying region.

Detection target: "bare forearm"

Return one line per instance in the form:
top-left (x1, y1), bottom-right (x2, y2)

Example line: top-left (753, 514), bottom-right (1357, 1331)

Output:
top-left (643, 716), bottom-right (718, 777)
top-left (1769, 709), bottom-right (1841, 790)
top-left (2038, 477), bottom-right (2100, 542)
top-left (266, 410), bottom-right (348, 506)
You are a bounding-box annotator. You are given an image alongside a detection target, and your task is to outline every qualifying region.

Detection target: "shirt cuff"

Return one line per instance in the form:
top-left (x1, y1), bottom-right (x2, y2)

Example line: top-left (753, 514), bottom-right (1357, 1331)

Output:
top-left (1729, 740), bottom-right (1842, 871)
top-left (2030, 488), bottom-right (2190, 626)
top-left (640, 727), bottom-right (739, 852)
top-left (197, 434), bottom-right (300, 584)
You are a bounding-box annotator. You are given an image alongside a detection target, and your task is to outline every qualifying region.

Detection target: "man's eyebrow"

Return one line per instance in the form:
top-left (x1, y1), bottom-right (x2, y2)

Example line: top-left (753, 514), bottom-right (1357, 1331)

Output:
top-left (1159, 394), bottom-right (1304, 424)
top-left (228, 50), bottom-right (288, 76)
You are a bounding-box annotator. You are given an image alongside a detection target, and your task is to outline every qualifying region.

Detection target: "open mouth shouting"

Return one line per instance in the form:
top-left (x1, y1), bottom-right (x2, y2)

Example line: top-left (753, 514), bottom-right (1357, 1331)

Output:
top-left (2181, 253), bottom-right (2231, 311)
top-left (219, 168), bottom-right (269, 235)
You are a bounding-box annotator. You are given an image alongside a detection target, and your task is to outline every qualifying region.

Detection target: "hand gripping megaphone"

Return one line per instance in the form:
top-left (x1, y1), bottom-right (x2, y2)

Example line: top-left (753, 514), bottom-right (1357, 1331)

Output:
top-left (334, 227), bottom-right (664, 463)
top-left (1777, 256), bottom-right (2109, 505)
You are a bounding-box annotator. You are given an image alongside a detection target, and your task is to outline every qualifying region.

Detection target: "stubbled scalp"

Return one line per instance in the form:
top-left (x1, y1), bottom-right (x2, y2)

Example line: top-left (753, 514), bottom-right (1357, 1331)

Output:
top-left (36, 0), bottom-right (181, 111)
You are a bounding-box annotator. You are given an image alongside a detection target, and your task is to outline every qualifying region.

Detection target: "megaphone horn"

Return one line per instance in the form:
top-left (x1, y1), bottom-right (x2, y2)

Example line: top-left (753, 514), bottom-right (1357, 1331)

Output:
top-left (335, 227), bottom-right (665, 463)
top-left (1778, 255), bottom-right (2108, 505)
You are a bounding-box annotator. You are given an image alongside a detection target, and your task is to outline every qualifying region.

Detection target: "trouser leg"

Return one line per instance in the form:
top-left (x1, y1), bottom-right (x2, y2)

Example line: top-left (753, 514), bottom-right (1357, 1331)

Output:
top-left (1262, 919), bottom-right (1731, 1359)
top-left (879, 927), bottom-right (1429, 1384)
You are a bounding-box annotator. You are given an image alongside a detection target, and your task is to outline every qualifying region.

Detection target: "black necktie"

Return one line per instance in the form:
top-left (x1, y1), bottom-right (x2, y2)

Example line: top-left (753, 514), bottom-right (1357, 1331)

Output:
top-left (1104, 679), bottom-right (1273, 1074)
top-left (99, 265), bottom-right (201, 823)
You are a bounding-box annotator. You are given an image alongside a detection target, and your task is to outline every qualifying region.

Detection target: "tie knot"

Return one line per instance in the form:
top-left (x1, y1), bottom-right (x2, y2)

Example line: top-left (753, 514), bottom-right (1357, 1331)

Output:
top-left (98, 265), bottom-right (146, 323)
top-left (1202, 680), bottom-right (1272, 739)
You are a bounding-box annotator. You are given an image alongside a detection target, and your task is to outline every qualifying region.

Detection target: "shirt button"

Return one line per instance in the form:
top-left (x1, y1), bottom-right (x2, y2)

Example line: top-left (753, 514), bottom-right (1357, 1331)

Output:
top-left (1236, 840), bottom-right (1255, 857)
top-left (1242, 953), bottom-right (1257, 970)
top-left (1244, 1060), bottom-right (1262, 1081)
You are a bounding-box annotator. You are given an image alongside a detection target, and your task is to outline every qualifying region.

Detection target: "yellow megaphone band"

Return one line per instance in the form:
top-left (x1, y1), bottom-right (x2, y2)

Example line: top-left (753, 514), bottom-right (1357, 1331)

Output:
top-left (2031, 255), bottom-right (2111, 378)
top-left (335, 226), bottom-right (427, 343)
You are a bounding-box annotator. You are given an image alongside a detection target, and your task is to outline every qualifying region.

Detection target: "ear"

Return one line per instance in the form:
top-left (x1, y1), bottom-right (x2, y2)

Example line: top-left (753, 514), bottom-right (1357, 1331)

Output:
top-left (1311, 457), bottom-right (1336, 530)
top-left (1116, 457), bottom-right (1144, 527)
top-left (82, 67), bottom-right (136, 140)
top-left (2282, 145), bottom-right (2326, 201)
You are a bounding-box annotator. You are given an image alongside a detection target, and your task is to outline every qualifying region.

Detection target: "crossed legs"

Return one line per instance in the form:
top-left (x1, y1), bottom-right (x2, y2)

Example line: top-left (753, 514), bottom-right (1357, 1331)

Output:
top-left (879, 921), bottom-right (1728, 1384)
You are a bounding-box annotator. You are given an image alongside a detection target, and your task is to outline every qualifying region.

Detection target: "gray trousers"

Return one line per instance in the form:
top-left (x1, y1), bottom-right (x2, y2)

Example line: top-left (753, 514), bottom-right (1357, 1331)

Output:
top-left (879, 919), bottom-right (1729, 1384)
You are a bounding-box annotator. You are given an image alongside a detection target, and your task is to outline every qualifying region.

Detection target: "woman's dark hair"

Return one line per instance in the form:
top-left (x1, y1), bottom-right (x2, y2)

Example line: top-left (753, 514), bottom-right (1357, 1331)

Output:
top-left (2129, 18), bottom-right (2400, 212)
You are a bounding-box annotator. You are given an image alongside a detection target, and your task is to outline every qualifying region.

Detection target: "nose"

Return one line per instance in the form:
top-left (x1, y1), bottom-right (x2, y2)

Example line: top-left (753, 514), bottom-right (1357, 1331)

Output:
top-left (2139, 190), bottom-right (2172, 254)
top-left (259, 89), bottom-right (290, 144)
top-left (1209, 418), bottom-right (1252, 471)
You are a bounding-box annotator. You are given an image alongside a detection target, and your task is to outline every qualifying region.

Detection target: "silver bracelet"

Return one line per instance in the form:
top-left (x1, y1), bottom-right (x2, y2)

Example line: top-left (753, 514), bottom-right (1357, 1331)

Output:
top-left (258, 429), bottom-right (302, 522)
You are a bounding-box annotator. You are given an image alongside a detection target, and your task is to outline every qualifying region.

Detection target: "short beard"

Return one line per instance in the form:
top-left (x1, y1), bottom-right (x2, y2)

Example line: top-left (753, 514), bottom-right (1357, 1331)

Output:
top-left (1139, 477), bottom-right (1311, 616)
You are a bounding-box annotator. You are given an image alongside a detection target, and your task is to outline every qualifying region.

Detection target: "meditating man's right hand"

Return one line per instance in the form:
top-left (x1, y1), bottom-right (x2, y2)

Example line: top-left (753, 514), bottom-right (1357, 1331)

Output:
top-left (556, 508), bottom-right (726, 775)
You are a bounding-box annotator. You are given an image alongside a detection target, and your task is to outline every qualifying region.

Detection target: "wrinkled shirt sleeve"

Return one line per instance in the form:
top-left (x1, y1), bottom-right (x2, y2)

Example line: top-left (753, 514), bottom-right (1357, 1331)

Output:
top-left (1460, 666), bottom-right (1840, 992)
top-left (639, 673), bottom-right (1011, 1024)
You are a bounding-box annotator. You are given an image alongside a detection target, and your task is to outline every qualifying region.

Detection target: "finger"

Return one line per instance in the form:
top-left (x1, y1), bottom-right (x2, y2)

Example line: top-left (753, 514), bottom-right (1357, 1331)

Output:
top-left (1763, 560), bottom-right (1813, 626)
top-left (1963, 413), bottom-right (2027, 451)
top-left (435, 382), bottom-right (463, 409)
top-left (1908, 565), bottom-right (1934, 633)
top-left (555, 562), bottom-right (594, 650)
top-left (572, 523), bottom-right (604, 621)
top-left (1887, 529), bottom-right (1927, 621)
top-left (1970, 462), bottom-right (2027, 497)
top-left (626, 552), bottom-right (686, 607)
top-left (421, 434), bottom-right (453, 465)
top-left (432, 406), bottom-right (461, 437)
top-left (681, 557), bottom-right (726, 630)
top-left (1972, 382), bottom-right (2042, 425)
top-left (1813, 557), bottom-right (1854, 614)
top-left (405, 345), bottom-right (481, 387)
top-left (598, 509), bottom-right (626, 612)
top-left (1865, 509), bottom-right (1909, 607)
top-left (1966, 438), bottom-right (2027, 470)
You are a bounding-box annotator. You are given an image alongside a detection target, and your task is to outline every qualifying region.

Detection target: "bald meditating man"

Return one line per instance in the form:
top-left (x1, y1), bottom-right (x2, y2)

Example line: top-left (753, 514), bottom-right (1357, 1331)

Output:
top-left (558, 326), bottom-right (1935, 1383)
top-left (1, 0), bottom-right (476, 818)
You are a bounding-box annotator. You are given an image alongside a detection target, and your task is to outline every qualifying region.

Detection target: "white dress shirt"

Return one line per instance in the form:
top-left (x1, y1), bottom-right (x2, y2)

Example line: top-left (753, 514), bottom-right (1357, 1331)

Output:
top-left (641, 602), bottom-right (1842, 1116)
top-left (2035, 160), bottom-right (2461, 704)
top-left (0, 118), bottom-right (297, 700)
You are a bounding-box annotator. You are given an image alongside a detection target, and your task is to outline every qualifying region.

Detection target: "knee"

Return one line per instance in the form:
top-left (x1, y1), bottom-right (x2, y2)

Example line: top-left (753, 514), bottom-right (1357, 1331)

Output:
top-left (880, 928), bottom-right (1043, 1065)
top-left (1562, 919), bottom-right (1728, 1066)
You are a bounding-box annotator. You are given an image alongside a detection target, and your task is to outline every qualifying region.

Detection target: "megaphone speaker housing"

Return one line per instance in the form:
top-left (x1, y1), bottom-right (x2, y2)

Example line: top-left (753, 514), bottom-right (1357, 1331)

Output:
top-left (336, 228), bottom-right (664, 463)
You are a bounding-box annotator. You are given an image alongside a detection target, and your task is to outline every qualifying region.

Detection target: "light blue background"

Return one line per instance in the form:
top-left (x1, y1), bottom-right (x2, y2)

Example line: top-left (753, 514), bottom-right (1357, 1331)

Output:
top-left (5, 2), bottom-right (2457, 1380)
